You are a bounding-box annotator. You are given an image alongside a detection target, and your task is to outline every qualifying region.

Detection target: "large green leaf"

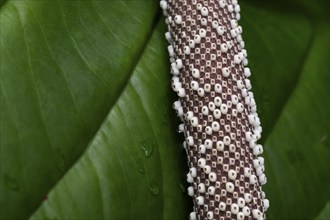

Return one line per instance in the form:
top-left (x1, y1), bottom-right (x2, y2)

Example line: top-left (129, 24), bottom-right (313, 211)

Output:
top-left (315, 202), bottom-right (330, 220)
top-left (1, 0), bottom-right (162, 218)
top-left (29, 22), bottom-right (190, 220)
top-left (1, 0), bottom-right (329, 220)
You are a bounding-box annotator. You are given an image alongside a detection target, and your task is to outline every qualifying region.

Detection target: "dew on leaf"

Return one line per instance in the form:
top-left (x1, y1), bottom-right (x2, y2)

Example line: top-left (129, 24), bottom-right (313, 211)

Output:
top-left (140, 139), bottom-right (154, 158)
top-left (148, 182), bottom-right (160, 196)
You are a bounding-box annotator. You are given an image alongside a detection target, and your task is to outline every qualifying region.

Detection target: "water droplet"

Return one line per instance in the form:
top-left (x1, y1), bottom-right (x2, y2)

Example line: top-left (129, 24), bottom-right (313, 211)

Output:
top-left (149, 183), bottom-right (160, 196)
top-left (4, 174), bottom-right (19, 191)
top-left (135, 159), bottom-right (145, 175)
top-left (140, 140), bottom-right (154, 158)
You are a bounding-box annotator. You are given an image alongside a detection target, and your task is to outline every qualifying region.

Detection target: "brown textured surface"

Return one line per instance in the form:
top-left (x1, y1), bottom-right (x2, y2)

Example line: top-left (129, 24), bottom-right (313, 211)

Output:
top-left (161, 0), bottom-right (268, 219)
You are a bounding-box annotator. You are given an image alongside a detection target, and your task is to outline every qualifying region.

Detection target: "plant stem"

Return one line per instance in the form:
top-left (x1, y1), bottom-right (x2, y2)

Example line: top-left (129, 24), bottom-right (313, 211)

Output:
top-left (160, 0), bottom-right (269, 219)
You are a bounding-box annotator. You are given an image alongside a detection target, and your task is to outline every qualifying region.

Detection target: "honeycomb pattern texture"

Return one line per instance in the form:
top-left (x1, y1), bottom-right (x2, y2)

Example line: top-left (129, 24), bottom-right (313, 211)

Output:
top-left (160, 0), bottom-right (269, 219)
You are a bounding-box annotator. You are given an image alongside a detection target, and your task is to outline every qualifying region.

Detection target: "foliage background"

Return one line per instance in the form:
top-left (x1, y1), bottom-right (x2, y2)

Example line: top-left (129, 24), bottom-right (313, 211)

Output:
top-left (0, 0), bottom-right (329, 219)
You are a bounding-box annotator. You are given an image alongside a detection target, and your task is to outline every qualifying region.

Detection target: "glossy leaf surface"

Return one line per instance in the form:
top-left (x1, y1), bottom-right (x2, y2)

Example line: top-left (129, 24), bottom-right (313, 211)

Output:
top-left (1, 0), bottom-right (328, 219)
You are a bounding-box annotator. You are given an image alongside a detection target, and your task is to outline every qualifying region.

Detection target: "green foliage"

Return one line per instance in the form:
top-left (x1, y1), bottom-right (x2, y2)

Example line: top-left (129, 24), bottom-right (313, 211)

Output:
top-left (315, 202), bottom-right (330, 220)
top-left (1, 0), bottom-right (329, 219)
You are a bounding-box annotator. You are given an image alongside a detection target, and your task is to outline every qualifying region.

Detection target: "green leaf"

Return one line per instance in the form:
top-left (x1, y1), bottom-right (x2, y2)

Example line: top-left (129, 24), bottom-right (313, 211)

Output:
top-left (315, 202), bottom-right (330, 220)
top-left (29, 21), bottom-right (190, 220)
top-left (1, 0), bottom-right (164, 218)
top-left (1, 0), bottom-right (329, 220)
top-left (262, 23), bottom-right (330, 220)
